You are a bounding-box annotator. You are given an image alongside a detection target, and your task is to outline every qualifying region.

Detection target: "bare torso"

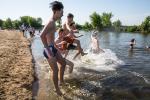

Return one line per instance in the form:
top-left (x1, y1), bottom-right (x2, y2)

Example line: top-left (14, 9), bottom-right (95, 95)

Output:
top-left (91, 37), bottom-right (99, 50)
top-left (55, 37), bottom-right (63, 48)
top-left (46, 20), bottom-right (56, 45)
top-left (63, 22), bottom-right (70, 36)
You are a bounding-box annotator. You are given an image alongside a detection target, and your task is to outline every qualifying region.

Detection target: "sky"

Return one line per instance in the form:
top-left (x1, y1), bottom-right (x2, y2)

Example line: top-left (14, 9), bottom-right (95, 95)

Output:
top-left (0, 0), bottom-right (150, 26)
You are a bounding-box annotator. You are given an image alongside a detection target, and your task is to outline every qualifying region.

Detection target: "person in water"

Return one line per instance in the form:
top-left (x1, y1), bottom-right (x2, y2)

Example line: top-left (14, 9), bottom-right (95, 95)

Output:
top-left (145, 45), bottom-right (150, 50)
top-left (129, 38), bottom-right (136, 49)
top-left (40, 1), bottom-right (66, 96)
top-left (63, 13), bottom-right (87, 59)
top-left (91, 31), bottom-right (104, 54)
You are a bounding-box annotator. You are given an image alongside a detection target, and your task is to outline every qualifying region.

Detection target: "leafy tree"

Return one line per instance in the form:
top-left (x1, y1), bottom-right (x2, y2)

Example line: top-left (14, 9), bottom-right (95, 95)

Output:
top-left (56, 19), bottom-right (62, 28)
top-left (12, 20), bottom-right (20, 29)
top-left (20, 16), bottom-right (30, 26)
top-left (36, 17), bottom-right (42, 29)
top-left (0, 16), bottom-right (42, 29)
top-left (28, 17), bottom-right (36, 26)
top-left (113, 20), bottom-right (122, 31)
top-left (101, 12), bottom-right (113, 28)
top-left (76, 23), bottom-right (82, 30)
top-left (37, 17), bottom-right (42, 24)
top-left (90, 12), bottom-right (102, 31)
top-left (125, 25), bottom-right (139, 32)
top-left (83, 22), bottom-right (93, 31)
top-left (140, 16), bottom-right (150, 33)
top-left (3, 18), bottom-right (13, 29)
top-left (0, 19), bottom-right (3, 28)
top-left (113, 20), bottom-right (121, 27)
top-left (20, 16), bottom-right (42, 29)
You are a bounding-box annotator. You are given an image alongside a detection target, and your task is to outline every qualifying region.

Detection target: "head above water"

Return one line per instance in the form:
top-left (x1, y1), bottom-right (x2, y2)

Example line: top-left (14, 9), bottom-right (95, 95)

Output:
top-left (50, 1), bottom-right (64, 19)
top-left (92, 31), bottom-right (98, 37)
top-left (131, 38), bottom-right (135, 42)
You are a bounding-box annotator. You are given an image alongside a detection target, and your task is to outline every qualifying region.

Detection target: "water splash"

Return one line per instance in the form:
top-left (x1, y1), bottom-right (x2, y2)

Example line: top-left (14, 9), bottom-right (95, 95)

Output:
top-left (69, 49), bottom-right (125, 72)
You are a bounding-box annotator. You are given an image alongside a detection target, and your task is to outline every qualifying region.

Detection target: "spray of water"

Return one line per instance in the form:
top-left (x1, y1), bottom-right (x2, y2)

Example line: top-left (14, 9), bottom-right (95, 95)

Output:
top-left (67, 49), bottom-right (124, 72)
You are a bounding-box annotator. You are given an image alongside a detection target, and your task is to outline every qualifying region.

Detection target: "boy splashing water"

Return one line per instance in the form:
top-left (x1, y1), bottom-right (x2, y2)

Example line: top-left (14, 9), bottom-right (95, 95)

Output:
top-left (91, 31), bottom-right (104, 54)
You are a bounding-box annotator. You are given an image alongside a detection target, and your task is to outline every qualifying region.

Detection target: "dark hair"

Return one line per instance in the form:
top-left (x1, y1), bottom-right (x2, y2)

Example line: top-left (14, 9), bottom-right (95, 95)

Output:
top-left (70, 22), bottom-right (75, 26)
top-left (50, 1), bottom-right (64, 11)
top-left (67, 13), bottom-right (74, 18)
top-left (58, 28), bottom-right (64, 33)
top-left (131, 38), bottom-right (135, 42)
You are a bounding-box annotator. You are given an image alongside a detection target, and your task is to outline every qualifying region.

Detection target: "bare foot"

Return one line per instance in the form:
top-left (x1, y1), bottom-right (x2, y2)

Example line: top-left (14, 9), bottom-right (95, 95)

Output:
top-left (68, 67), bottom-right (73, 73)
top-left (59, 81), bottom-right (65, 86)
top-left (81, 52), bottom-right (88, 56)
top-left (54, 89), bottom-right (63, 96)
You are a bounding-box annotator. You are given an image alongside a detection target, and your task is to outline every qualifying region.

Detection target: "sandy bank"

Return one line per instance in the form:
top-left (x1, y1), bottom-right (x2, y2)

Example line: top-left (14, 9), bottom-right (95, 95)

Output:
top-left (0, 30), bottom-right (34, 100)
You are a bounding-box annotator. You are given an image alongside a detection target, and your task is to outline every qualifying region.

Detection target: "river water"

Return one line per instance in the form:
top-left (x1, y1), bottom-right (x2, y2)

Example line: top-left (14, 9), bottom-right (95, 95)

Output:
top-left (30, 31), bottom-right (150, 100)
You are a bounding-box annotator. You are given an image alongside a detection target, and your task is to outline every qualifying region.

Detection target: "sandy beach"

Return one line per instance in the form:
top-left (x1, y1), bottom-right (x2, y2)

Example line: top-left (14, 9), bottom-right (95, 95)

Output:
top-left (0, 30), bottom-right (34, 100)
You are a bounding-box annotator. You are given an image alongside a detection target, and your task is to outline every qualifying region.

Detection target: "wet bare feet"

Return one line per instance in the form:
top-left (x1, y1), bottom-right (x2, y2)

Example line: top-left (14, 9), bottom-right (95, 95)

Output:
top-left (81, 52), bottom-right (88, 56)
top-left (68, 67), bottom-right (73, 73)
top-left (54, 89), bottom-right (63, 96)
top-left (59, 81), bottom-right (65, 86)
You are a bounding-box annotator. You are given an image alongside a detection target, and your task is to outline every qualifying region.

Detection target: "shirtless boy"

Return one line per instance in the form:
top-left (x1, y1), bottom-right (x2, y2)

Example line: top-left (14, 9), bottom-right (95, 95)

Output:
top-left (40, 1), bottom-right (66, 96)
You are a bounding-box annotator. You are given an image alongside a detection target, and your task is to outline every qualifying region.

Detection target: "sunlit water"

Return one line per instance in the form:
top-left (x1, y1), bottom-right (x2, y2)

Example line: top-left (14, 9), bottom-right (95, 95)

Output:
top-left (29, 31), bottom-right (150, 99)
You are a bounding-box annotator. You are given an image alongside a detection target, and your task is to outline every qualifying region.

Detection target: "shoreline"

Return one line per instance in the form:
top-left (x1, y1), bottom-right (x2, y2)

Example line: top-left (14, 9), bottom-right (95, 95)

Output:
top-left (0, 30), bottom-right (34, 100)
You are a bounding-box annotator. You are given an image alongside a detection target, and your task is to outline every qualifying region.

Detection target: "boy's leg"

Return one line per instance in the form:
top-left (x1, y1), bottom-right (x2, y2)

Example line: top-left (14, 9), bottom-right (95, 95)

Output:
top-left (73, 39), bottom-right (82, 52)
top-left (47, 57), bottom-right (62, 95)
top-left (64, 50), bottom-right (69, 58)
top-left (73, 39), bottom-right (87, 56)
top-left (65, 59), bottom-right (74, 73)
top-left (73, 51), bottom-right (80, 60)
top-left (56, 51), bottom-right (66, 84)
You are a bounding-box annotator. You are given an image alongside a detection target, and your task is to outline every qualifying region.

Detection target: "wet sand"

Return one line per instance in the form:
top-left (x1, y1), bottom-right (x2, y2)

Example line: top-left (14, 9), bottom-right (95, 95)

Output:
top-left (0, 30), bottom-right (34, 100)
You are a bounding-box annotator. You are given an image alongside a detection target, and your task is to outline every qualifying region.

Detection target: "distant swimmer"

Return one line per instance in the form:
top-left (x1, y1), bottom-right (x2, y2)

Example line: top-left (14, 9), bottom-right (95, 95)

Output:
top-left (145, 45), bottom-right (150, 50)
top-left (129, 38), bottom-right (136, 50)
top-left (91, 31), bottom-right (104, 54)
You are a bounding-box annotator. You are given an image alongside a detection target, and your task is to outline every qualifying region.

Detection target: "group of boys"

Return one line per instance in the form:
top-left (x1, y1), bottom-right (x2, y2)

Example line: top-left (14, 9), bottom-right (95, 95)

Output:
top-left (40, 1), bottom-right (87, 96)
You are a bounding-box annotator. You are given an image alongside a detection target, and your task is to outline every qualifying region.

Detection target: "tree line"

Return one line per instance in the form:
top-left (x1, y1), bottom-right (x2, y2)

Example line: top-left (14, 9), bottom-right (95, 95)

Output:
top-left (0, 13), bottom-right (149, 34)
top-left (0, 16), bottom-right (43, 30)
top-left (75, 12), bottom-right (150, 34)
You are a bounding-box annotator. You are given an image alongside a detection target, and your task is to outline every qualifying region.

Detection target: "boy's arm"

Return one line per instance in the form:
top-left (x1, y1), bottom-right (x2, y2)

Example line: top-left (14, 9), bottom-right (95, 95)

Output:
top-left (75, 34), bottom-right (84, 38)
top-left (69, 32), bottom-right (78, 38)
top-left (66, 23), bottom-right (72, 32)
top-left (65, 22), bottom-right (79, 38)
top-left (68, 23), bottom-right (79, 34)
top-left (55, 39), bottom-right (67, 47)
top-left (56, 41), bottom-right (67, 46)
top-left (72, 24), bottom-right (79, 33)
top-left (72, 29), bottom-right (79, 33)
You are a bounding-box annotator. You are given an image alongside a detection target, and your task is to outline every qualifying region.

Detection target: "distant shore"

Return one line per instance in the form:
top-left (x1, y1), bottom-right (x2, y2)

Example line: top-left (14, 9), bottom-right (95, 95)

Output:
top-left (0, 30), bottom-right (34, 99)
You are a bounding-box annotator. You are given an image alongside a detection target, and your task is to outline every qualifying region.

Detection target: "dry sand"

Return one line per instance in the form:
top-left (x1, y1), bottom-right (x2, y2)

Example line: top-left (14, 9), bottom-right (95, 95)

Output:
top-left (0, 30), bottom-right (34, 100)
